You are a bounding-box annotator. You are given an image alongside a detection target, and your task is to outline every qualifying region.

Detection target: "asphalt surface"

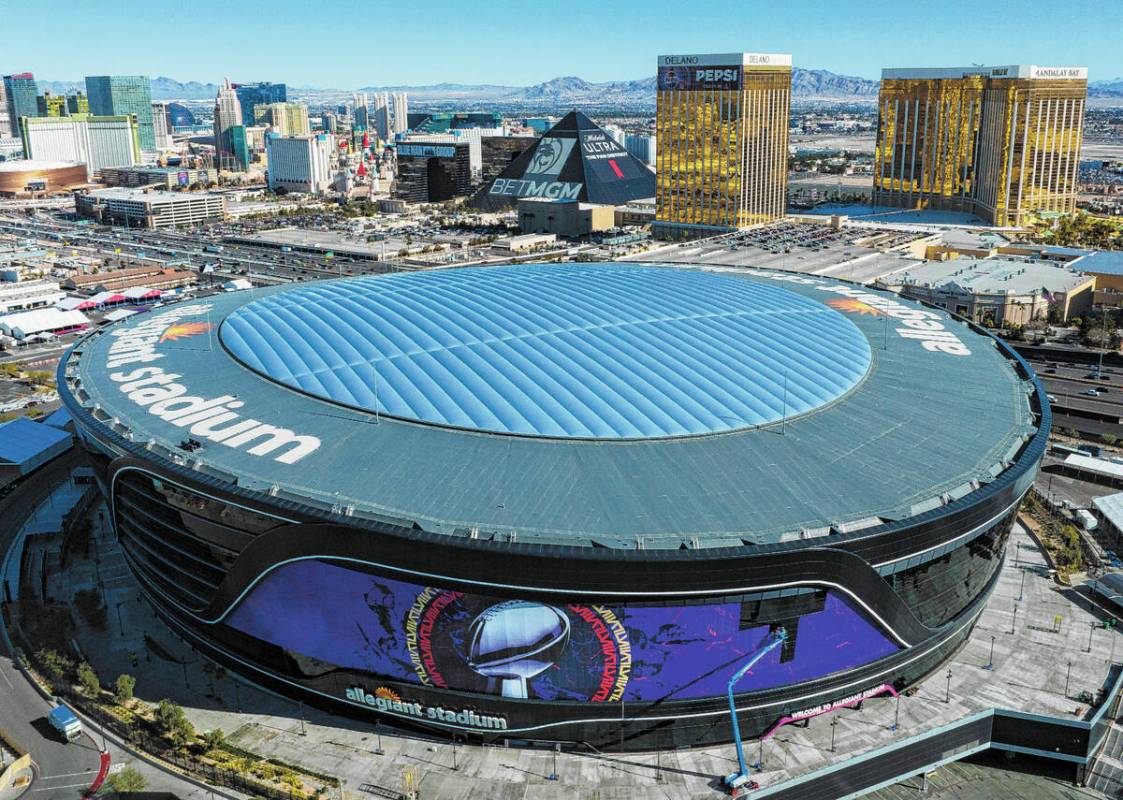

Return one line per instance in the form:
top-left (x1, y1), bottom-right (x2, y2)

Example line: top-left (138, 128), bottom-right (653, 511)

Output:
top-left (0, 452), bottom-right (104, 798)
top-left (0, 452), bottom-right (229, 799)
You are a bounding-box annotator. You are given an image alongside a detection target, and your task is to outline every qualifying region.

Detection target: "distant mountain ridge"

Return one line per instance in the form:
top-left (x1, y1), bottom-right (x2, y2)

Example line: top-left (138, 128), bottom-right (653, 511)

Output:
top-left (36, 77), bottom-right (219, 100)
top-left (33, 72), bottom-right (1123, 104)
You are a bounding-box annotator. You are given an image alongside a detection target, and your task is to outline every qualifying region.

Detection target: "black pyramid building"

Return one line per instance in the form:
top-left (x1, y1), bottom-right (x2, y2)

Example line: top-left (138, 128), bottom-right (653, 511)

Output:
top-left (468, 111), bottom-right (655, 212)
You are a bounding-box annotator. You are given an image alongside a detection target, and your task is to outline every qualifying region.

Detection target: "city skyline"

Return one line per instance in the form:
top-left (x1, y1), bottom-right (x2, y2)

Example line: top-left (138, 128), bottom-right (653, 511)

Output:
top-left (1, 0), bottom-right (1120, 88)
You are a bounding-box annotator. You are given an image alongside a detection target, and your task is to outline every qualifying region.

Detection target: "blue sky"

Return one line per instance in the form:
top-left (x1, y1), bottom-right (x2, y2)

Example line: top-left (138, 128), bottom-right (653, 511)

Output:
top-left (3, 0), bottom-right (1120, 86)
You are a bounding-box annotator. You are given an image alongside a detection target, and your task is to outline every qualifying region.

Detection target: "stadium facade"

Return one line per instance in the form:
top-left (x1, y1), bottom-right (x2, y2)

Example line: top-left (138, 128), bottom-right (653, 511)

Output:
top-left (59, 263), bottom-right (1046, 750)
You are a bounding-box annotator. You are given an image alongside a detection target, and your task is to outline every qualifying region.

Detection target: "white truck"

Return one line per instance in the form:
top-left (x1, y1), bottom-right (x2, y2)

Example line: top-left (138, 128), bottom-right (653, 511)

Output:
top-left (47, 704), bottom-right (82, 742)
top-left (1077, 509), bottom-right (1099, 531)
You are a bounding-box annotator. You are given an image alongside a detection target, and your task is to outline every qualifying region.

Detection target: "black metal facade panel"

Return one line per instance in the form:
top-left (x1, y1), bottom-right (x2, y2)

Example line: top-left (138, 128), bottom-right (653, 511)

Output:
top-left (766, 716), bottom-right (993, 800)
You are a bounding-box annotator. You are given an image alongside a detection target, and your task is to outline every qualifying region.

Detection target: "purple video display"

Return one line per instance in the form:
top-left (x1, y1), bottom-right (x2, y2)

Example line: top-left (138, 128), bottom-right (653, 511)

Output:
top-left (225, 559), bottom-right (898, 702)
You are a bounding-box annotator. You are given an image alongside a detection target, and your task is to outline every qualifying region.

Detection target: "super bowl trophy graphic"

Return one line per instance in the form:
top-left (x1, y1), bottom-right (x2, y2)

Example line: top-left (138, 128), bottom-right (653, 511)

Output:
top-left (466, 600), bottom-right (571, 699)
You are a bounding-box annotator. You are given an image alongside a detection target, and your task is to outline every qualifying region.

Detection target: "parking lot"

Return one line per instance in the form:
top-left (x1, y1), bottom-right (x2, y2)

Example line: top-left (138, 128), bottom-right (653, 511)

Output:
top-left (644, 220), bottom-right (928, 284)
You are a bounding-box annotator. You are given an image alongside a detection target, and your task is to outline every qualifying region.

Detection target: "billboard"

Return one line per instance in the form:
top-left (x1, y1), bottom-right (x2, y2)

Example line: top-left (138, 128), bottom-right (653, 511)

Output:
top-left (658, 65), bottom-right (742, 92)
top-left (226, 559), bottom-right (899, 703)
top-left (398, 144), bottom-right (458, 159)
top-left (579, 130), bottom-right (641, 183)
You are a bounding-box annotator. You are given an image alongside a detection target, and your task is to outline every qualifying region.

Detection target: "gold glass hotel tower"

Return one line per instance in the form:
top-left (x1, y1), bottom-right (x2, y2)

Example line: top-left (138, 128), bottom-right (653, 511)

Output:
top-left (655, 53), bottom-right (792, 239)
top-left (874, 65), bottom-right (1087, 226)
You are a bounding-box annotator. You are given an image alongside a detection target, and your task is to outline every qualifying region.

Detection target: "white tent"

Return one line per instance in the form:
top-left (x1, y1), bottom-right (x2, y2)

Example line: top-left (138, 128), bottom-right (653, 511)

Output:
top-left (102, 308), bottom-right (139, 323)
top-left (87, 290), bottom-right (124, 306)
top-left (0, 308), bottom-right (89, 339)
top-left (222, 279), bottom-right (253, 292)
top-left (55, 296), bottom-right (88, 311)
top-left (122, 286), bottom-right (161, 300)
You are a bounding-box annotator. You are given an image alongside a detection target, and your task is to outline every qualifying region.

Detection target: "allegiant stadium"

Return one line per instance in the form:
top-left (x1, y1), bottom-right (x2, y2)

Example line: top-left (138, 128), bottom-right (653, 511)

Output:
top-left (58, 261), bottom-right (1047, 750)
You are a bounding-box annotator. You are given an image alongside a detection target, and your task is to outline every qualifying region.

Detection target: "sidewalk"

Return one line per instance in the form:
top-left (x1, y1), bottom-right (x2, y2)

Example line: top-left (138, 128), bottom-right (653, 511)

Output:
top-left (37, 504), bottom-right (1123, 799)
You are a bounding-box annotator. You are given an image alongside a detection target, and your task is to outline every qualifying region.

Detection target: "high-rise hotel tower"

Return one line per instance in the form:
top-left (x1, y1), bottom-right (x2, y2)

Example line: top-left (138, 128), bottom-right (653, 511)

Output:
top-left (655, 53), bottom-right (791, 239)
top-left (874, 65), bottom-right (1087, 226)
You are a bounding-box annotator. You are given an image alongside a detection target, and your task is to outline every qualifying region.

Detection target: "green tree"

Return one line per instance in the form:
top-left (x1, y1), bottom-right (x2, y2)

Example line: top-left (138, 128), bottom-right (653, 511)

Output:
top-left (1104, 433), bottom-right (1119, 447)
top-left (114, 673), bottom-right (136, 704)
top-left (37, 649), bottom-right (73, 684)
top-left (102, 765), bottom-right (146, 793)
top-left (76, 661), bottom-right (100, 696)
top-left (155, 699), bottom-right (195, 747)
top-left (201, 727), bottom-right (226, 752)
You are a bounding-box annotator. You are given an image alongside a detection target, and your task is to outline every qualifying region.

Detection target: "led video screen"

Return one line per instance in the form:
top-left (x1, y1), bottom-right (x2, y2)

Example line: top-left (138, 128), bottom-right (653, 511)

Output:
top-left (226, 559), bottom-right (898, 702)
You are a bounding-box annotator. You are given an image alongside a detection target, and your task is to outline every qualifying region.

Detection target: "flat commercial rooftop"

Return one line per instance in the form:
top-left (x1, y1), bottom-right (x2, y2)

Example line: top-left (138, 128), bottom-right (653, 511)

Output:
top-left (893, 256), bottom-right (1091, 295)
top-left (64, 262), bottom-right (1039, 549)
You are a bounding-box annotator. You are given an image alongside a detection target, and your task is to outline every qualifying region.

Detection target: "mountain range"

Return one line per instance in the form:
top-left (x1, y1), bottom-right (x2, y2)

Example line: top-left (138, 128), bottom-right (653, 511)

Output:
top-left (33, 72), bottom-right (1123, 105)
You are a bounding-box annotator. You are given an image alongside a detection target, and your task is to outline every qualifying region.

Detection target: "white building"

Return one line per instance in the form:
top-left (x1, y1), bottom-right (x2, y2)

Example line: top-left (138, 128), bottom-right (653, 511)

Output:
top-left (625, 133), bottom-right (655, 167)
top-left (76, 188), bottom-right (226, 228)
top-left (213, 77), bottom-right (243, 171)
top-left (151, 101), bottom-right (173, 149)
top-left (0, 279), bottom-right (64, 314)
top-left (603, 124), bottom-right (626, 147)
top-left (391, 92), bottom-right (409, 135)
top-left (21, 115), bottom-right (140, 176)
top-left (266, 133), bottom-right (334, 194)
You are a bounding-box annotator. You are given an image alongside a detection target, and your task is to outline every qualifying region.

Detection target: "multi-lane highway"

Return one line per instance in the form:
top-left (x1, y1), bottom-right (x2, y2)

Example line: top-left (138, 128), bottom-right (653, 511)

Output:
top-left (1023, 354), bottom-right (1123, 437)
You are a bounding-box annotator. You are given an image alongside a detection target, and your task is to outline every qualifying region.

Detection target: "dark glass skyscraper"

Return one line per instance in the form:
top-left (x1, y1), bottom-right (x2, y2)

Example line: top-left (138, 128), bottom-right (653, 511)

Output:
top-left (233, 82), bottom-right (287, 127)
top-left (85, 75), bottom-right (156, 150)
top-left (3, 73), bottom-right (39, 143)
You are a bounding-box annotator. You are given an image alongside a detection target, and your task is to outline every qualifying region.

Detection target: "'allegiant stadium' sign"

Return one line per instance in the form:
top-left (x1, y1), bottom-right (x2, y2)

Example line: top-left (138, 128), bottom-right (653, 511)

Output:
top-left (345, 685), bottom-right (508, 731)
top-left (101, 304), bottom-right (322, 465)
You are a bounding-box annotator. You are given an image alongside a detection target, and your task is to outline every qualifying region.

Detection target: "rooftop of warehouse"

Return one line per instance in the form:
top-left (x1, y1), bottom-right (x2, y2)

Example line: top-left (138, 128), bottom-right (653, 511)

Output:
top-left (892, 256), bottom-right (1091, 294)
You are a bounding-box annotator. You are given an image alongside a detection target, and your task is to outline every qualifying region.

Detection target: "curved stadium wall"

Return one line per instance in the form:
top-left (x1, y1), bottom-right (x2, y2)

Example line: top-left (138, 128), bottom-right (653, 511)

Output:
top-left (58, 263), bottom-right (1047, 750)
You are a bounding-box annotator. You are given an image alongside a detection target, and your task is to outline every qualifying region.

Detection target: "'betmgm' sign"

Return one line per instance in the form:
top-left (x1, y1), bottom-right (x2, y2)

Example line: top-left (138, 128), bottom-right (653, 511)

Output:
top-left (489, 136), bottom-right (582, 200)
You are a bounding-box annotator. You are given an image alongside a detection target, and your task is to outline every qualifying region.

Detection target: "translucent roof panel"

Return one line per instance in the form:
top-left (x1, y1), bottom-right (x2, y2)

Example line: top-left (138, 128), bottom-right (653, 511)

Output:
top-left (220, 263), bottom-right (872, 439)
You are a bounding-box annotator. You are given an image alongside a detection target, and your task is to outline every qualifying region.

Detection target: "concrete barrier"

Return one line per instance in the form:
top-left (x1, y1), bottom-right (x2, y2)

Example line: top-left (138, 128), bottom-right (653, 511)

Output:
top-left (0, 753), bottom-right (32, 792)
top-left (0, 724), bottom-right (33, 794)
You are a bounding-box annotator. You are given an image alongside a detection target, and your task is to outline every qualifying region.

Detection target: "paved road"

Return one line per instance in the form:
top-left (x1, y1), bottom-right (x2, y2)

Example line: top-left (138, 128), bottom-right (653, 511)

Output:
top-left (0, 453), bottom-right (105, 798)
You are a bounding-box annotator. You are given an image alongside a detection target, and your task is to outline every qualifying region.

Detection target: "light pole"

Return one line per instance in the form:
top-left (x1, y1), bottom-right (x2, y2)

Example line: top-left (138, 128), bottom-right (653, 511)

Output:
top-left (181, 659), bottom-right (189, 689)
top-left (891, 693), bottom-right (900, 732)
top-left (115, 602), bottom-right (125, 636)
top-left (374, 719), bottom-right (384, 755)
top-left (830, 717), bottom-right (838, 753)
top-left (1089, 622), bottom-right (1097, 654)
top-left (1065, 661), bottom-right (1073, 698)
top-left (1019, 568), bottom-right (1027, 602)
top-left (298, 701), bottom-right (307, 736)
top-left (985, 636), bottom-right (995, 671)
top-left (452, 736), bottom-right (459, 771)
top-left (1011, 604), bottom-right (1018, 635)
top-left (945, 668), bottom-right (952, 704)
top-left (549, 743), bottom-right (558, 781)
